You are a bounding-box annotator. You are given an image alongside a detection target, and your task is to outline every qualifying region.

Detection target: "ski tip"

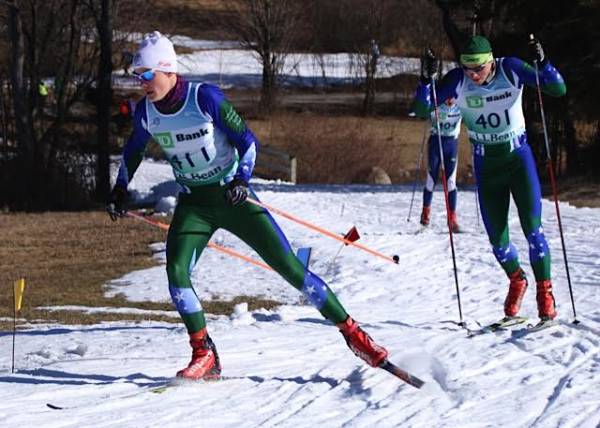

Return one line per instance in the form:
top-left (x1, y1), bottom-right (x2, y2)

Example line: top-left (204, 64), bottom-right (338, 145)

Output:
top-left (380, 360), bottom-right (426, 389)
top-left (411, 377), bottom-right (426, 389)
top-left (46, 403), bottom-right (64, 410)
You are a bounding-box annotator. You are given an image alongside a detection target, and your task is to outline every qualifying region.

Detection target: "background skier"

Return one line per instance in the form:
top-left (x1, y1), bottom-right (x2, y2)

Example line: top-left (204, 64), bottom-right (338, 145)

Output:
top-left (412, 35), bottom-right (566, 324)
top-left (417, 75), bottom-right (463, 233)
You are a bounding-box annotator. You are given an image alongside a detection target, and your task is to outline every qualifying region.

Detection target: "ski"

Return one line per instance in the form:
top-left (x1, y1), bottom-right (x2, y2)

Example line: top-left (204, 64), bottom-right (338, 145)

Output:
top-left (413, 226), bottom-right (471, 236)
top-left (148, 376), bottom-right (232, 394)
top-left (467, 316), bottom-right (528, 337)
top-left (451, 227), bottom-right (472, 234)
top-left (511, 318), bottom-right (559, 338)
top-left (46, 382), bottom-right (174, 410)
top-left (411, 225), bottom-right (427, 235)
top-left (149, 385), bottom-right (172, 394)
top-left (46, 403), bottom-right (65, 410)
top-left (45, 376), bottom-right (244, 409)
top-left (379, 360), bottom-right (425, 389)
top-left (45, 363), bottom-right (424, 409)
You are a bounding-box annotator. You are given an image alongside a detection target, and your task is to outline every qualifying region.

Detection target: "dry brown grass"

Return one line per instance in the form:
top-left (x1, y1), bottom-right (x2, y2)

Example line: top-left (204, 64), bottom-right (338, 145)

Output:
top-left (0, 212), bottom-right (280, 330)
top-left (139, 0), bottom-right (234, 41)
top-left (549, 176), bottom-right (600, 208)
top-left (573, 120), bottom-right (599, 145)
top-left (247, 113), bottom-right (475, 184)
top-left (159, 0), bottom-right (230, 11)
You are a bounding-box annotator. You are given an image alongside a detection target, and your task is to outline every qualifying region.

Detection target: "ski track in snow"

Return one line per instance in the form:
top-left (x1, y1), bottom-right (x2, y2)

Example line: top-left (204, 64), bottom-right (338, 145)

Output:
top-left (2, 164), bottom-right (600, 427)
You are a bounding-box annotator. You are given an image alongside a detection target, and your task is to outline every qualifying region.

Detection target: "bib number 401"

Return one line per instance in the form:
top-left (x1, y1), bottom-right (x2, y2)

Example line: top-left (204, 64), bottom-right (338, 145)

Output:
top-left (475, 109), bottom-right (510, 129)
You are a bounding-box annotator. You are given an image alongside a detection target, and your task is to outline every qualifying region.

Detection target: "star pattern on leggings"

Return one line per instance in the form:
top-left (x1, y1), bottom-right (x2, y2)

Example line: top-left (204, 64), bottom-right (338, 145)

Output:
top-left (528, 227), bottom-right (547, 259)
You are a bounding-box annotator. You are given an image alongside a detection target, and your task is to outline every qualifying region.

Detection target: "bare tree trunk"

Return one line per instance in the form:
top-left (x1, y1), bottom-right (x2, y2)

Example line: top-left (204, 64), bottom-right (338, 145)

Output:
top-left (261, 50), bottom-right (275, 111)
top-left (562, 113), bottom-right (579, 176)
top-left (434, 0), bottom-right (468, 61)
top-left (362, 39), bottom-right (379, 115)
top-left (0, 78), bottom-right (8, 154)
top-left (222, 0), bottom-right (300, 112)
top-left (95, 0), bottom-right (113, 201)
top-left (7, 1), bottom-right (38, 206)
top-left (47, 0), bottom-right (81, 180)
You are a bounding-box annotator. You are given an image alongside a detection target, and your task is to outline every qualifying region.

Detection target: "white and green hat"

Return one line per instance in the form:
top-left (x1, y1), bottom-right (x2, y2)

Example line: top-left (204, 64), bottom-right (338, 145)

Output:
top-left (460, 35), bottom-right (493, 66)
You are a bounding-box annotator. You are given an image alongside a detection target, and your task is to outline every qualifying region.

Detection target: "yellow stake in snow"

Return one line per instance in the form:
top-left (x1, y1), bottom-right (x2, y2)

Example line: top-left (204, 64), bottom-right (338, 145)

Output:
top-left (12, 278), bottom-right (26, 373)
top-left (14, 278), bottom-right (25, 312)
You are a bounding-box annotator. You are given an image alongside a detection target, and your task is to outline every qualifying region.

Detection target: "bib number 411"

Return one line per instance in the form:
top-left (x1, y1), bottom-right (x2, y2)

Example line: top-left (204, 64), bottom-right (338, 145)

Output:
top-left (171, 148), bottom-right (211, 171)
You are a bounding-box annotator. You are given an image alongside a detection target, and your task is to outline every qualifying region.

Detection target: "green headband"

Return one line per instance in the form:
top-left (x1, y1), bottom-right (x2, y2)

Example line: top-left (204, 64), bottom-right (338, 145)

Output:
top-left (460, 52), bottom-right (493, 66)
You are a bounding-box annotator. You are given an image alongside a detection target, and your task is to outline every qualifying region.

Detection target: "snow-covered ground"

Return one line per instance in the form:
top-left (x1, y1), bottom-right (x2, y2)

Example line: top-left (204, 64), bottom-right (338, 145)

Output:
top-left (2, 159), bottom-right (600, 427)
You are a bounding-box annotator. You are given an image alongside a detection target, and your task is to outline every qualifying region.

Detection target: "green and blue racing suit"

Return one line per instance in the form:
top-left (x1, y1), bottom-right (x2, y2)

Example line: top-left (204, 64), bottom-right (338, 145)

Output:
top-left (413, 57), bottom-right (566, 281)
top-left (116, 80), bottom-right (348, 333)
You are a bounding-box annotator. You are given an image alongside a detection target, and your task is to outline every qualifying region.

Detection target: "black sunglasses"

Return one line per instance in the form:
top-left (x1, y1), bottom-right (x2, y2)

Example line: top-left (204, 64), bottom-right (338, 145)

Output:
top-left (462, 63), bottom-right (488, 73)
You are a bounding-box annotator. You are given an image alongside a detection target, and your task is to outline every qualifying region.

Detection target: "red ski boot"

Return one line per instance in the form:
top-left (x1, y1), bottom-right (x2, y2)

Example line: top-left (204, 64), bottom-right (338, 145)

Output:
top-left (337, 316), bottom-right (388, 367)
top-left (504, 268), bottom-right (528, 317)
top-left (176, 328), bottom-right (221, 380)
top-left (420, 206), bottom-right (431, 226)
top-left (536, 280), bottom-right (557, 320)
top-left (448, 211), bottom-right (460, 233)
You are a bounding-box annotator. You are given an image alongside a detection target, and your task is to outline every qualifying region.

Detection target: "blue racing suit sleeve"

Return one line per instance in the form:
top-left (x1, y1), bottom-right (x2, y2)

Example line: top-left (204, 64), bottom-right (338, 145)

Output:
top-left (411, 68), bottom-right (464, 118)
top-left (115, 99), bottom-right (152, 189)
top-left (196, 83), bottom-right (258, 183)
top-left (501, 57), bottom-right (566, 97)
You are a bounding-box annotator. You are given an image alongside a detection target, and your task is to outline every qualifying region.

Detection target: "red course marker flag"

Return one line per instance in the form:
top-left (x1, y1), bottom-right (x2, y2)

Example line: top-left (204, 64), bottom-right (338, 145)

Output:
top-left (343, 226), bottom-right (360, 245)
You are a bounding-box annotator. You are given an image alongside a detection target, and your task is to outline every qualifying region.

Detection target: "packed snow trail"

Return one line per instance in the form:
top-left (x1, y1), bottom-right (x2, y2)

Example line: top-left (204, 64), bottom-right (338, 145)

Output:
top-left (2, 173), bottom-right (600, 427)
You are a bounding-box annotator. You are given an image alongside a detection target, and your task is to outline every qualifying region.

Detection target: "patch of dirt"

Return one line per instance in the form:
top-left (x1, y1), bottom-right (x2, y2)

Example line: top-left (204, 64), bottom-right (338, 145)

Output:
top-left (545, 176), bottom-right (600, 208)
top-left (0, 211), bottom-right (280, 329)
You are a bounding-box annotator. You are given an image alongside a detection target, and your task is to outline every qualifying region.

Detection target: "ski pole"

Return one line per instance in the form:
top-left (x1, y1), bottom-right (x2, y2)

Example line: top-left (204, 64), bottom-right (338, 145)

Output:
top-left (326, 226), bottom-right (360, 278)
top-left (407, 121), bottom-right (429, 222)
top-left (470, 3), bottom-right (482, 232)
top-left (325, 244), bottom-right (345, 280)
top-left (430, 74), bottom-right (465, 327)
top-left (126, 211), bottom-right (274, 272)
top-left (245, 197), bottom-right (400, 265)
top-left (530, 34), bottom-right (578, 324)
top-left (470, 145), bottom-right (481, 230)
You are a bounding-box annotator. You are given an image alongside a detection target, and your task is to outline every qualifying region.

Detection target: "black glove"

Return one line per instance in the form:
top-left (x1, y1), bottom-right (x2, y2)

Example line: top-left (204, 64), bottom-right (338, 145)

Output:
top-left (106, 186), bottom-right (128, 221)
top-left (528, 36), bottom-right (546, 65)
top-left (420, 48), bottom-right (438, 82)
top-left (225, 178), bottom-right (248, 206)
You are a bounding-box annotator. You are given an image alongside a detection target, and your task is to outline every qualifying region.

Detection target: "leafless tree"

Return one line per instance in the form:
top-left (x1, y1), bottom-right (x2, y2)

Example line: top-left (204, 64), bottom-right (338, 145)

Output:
top-left (5, 1), bottom-right (99, 208)
top-left (221, 0), bottom-right (302, 112)
top-left (305, 0), bottom-right (403, 115)
top-left (360, 1), bottom-right (386, 115)
top-left (1, 0), bottom-right (142, 209)
top-left (87, 0), bottom-right (113, 201)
